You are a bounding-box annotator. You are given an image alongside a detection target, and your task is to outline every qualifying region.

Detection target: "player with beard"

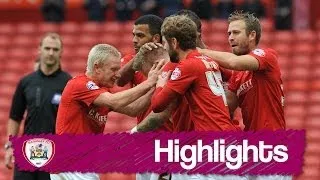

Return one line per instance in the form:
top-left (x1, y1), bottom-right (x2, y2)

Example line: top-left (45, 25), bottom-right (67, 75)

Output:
top-left (151, 15), bottom-right (237, 131)
top-left (150, 14), bottom-right (245, 180)
top-left (198, 10), bottom-right (289, 180)
top-left (198, 11), bottom-right (286, 132)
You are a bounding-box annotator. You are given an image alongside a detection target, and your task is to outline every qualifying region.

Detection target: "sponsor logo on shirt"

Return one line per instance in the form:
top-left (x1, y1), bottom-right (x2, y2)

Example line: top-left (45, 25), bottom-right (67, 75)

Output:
top-left (252, 49), bottom-right (266, 57)
top-left (86, 81), bottom-right (99, 90)
top-left (170, 68), bottom-right (181, 80)
top-left (51, 93), bottom-right (61, 105)
top-left (237, 79), bottom-right (253, 96)
top-left (88, 109), bottom-right (107, 124)
top-left (23, 138), bottom-right (55, 168)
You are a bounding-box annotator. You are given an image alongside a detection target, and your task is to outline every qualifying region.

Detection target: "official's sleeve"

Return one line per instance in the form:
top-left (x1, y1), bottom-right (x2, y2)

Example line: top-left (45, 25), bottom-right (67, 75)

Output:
top-left (166, 61), bottom-right (198, 95)
top-left (249, 48), bottom-right (278, 71)
top-left (72, 80), bottom-right (109, 107)
top-left (9, 79), bottom-right (26, 122)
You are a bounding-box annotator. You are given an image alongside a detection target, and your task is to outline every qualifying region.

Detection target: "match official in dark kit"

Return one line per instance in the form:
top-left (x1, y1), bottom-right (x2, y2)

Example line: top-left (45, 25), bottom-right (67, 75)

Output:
top-left (4, 33), bottom-right (72, 180)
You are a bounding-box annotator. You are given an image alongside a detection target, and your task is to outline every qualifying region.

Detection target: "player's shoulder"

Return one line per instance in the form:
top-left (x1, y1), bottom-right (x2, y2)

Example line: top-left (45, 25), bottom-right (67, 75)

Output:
top-left (251, 47), bottom-right (278, 58)
top-left (67, 75), bottom-right (101, 91)
top-left (59, 70), bottom-right (72, 80)
top-left (163, 61), bottom-right (178, 71)
top-left (21, 71), bottom-right (38, 82)
top-left (121, 53), bottom-right (135, 64)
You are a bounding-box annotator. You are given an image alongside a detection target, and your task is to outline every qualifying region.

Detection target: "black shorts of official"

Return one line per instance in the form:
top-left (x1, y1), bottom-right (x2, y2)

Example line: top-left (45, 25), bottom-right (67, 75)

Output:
top-left (14, 166), bottom-right (50, 180)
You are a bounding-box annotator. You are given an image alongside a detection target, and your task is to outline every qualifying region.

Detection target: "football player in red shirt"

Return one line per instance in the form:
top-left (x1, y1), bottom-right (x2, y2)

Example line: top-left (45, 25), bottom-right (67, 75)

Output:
top-left (130, 44), bottom-right (194, 133)
top-left (116, 15), bottom-right (163, 88)
top-left (198, 10), bottom-right (290, 180)
top-left (198, 11), bottom-right (285, 132)
top-left (151, 15), bottom-right (238, 132)
top-left (55, 44), bottom-right (163, 135)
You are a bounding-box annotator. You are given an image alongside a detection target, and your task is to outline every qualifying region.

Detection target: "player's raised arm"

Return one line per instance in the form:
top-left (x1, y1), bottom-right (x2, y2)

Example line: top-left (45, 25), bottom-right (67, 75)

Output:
top-left (198, 49), bottom-right (259, 71)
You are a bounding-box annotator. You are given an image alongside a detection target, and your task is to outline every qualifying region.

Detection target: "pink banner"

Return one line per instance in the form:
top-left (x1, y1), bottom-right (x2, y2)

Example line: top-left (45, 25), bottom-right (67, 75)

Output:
top-left (11, 130), bottom-right (304, 175)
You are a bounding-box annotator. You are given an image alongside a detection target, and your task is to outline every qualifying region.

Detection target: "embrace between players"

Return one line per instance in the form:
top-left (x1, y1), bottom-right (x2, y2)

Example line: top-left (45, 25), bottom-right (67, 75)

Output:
top-left (53, 10), bottom-right (288, 180)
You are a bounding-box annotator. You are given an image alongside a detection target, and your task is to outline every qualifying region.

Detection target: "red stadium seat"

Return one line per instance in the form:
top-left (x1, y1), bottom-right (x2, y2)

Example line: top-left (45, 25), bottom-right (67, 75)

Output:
top-left (306, 117), bottom-right (320, 132)
top-left (0, 35), bottom-right (10, 48)
top-left (60, 22), bottom-right (80, 34)
top-left (102, 21), bottom-right (122, 35)
top-left (201, 20), bottom-right (212, 34)
top-left (309, 91), bottom-right (320, 104)
top-left (260, 19), bottom-right (274, 32)
top-left (294, 30), bottom-right (315, 42)
top-left (307, 104), bottom-right (320, 116)
top-left (285, 80), bottom-right (308, 91)
top-left (285, 116), bottom-right (305, 129)
top-left (273, 31), bottom-right (292, 44)
top-left (211, 20), bottom-right (228, 33)
top-left (38, 23), bottom-right (59, 34)
top-left (102, 34), bottom-right (120, 47)
top-left (60, 35), bottom-right (78, 46)
top-left (78, 35), bottom-right (101, 46)
top-left (278, 54), bottom-right (290, 69)
top-left (293, 43), bottom-right (314, 55)
top-left (289, 55), bottom-right (311, 68)
top-left (273, 43), bottom-right (291, 56)
top-left (287, 67), bottom-right (310, 80)
top-left (16, 23), bottom-right (38, 34)
top-left (0, 23), bottom-right (15, 35)
top-left (285, 91), bottom-right (308, 104)
top-left (259, 31), bottom-right (272, 46)
top-left (12, 35), bottom-right (38, 48)
top-left (207, 33), bottom-right (228, 45)
top-left (81, 22), bottom-right (103, 34)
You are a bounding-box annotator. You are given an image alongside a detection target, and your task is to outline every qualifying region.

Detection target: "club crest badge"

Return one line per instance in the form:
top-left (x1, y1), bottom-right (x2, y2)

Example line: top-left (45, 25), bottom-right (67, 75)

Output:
top-left (170, 68), bottom-right (181, 80)
top-left (23, 138), bottom-right (55, 168)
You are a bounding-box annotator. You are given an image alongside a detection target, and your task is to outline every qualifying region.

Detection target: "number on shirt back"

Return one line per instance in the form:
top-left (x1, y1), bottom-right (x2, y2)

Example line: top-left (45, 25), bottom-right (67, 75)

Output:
top-left (201, 60), bottom-right (228, 106)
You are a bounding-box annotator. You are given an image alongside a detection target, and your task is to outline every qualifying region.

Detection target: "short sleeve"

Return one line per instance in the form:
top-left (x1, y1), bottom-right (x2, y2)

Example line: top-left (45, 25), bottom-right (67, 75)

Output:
top-left (249, 48), bottom-right (278, 71)
top-left (72, 80), bottom-right (109, 107)
top-left (166, 60), bottom-right (198, 95)
top-left (9, 79), bottom-right (27, 121)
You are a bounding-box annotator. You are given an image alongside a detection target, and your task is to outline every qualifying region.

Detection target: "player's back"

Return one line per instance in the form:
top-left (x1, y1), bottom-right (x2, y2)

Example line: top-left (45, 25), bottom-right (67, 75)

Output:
top-left (166, 50), bottom-right (237, 131)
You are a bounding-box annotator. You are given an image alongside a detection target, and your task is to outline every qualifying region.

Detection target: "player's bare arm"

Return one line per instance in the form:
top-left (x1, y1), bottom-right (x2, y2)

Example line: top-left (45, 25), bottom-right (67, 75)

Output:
top-left (94, 61), bottom-right (165, 111)
top-left (116, 59), bottom-right (136, 87)
top-left (136, 109), bottom-right (171, 132)
top-left (132, 42), bottom-right (164, 70)
top-left (115, 88), bottom-right (154, 117)
top-left (198, 49), bottom-right (259, 71)
top-left (117, 43), bottom-right (163, 87)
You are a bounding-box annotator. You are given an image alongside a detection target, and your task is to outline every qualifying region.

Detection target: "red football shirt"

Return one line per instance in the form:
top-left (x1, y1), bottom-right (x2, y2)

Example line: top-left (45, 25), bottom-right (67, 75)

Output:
top-left (153, 50), bottom-right (237, 131)
top-left (162, 62), bottom-right (194, 132)
top-left (228, 48), bottom-right (285, 131)
top-left (135, 62), bottom-right (178, 132)
top-left (56, 75), bottom-right (110, 134)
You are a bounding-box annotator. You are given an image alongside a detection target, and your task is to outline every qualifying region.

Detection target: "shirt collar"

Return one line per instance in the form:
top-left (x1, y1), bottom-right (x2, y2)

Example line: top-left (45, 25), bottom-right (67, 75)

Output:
top-left (185, 49), bottom-right (201, 59)
top-left (37, 68), bottom-right (62, 77)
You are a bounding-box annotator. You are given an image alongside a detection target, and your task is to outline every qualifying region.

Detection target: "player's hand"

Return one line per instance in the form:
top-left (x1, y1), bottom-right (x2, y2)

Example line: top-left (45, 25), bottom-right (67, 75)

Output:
top-left (156, 70), bottom-right (172, 88)
top-left (147, 59), bottom-right (166, 86)
top-left (133, 43), bottom-right (164, 71)
top-left (140, 42), bottom-right (163, 54)
top-left (5, 148), bottom-right (14, 169)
